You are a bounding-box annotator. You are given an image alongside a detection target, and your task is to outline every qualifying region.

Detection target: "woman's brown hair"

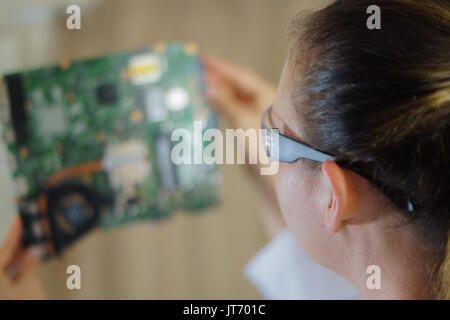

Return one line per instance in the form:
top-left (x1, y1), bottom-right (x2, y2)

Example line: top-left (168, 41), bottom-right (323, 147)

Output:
top-left (287, 0), bottom-right (450, 298)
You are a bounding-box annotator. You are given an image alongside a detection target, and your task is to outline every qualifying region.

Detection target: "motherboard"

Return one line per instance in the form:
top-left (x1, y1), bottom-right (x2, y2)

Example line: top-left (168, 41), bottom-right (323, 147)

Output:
top-left (0, 43), bottom-right (220, 258)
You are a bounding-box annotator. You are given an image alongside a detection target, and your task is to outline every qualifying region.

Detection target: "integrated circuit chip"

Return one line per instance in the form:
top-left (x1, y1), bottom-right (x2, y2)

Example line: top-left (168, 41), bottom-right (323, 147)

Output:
top-left (97, 83), bottom-right (118, 104)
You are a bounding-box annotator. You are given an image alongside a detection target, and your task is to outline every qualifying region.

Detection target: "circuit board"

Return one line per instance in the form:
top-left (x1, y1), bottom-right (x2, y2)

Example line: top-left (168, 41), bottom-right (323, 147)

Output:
top-left (0, 43), bottom-right (220, 258)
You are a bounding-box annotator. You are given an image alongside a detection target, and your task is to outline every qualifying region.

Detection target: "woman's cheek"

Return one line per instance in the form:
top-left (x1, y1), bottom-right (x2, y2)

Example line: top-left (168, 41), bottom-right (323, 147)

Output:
top-left (275, 164), bottom-right (307, 229)
top-left (274, 163), bottom-right (324, 258)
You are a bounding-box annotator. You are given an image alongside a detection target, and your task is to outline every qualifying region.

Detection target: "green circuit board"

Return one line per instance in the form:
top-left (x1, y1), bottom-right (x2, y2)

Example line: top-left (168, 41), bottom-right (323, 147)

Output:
top-left (0, 43), bottom-right (220, 232)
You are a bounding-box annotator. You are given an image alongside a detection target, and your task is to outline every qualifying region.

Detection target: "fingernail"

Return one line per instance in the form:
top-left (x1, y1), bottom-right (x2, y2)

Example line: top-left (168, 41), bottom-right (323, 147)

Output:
top-left (206, 87), bottom-right (218, 99)
top-left (28, 247), bottom-right (42, 258)
top-left (12, 214), bottom-right (20, 224)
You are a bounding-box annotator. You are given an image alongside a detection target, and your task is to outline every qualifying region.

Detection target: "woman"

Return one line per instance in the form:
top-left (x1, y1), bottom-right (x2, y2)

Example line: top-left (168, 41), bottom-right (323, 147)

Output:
top-left (1, 0), bottom-right (449, 299)
top-left (206, 0), bottom-right (450, 299)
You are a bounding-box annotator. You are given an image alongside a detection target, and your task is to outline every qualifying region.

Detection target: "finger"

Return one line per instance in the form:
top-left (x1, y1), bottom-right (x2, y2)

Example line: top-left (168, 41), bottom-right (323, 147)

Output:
top-left (5, 247), bottom-right (31, 281)
top-left (205, 70), bottom-right (248, 110)
top-left (206, 82), bottom-right (248, 124)
top-left (203, 56), bottom-right (254, 90)
top-left (203, 56), bottom-right (262, 95)
top-left (0, 215), bottom-right (22, 270)
top-left (204, 70), bottom-right (224, 91)
top-left (0, 270), bottom-right (11, 287)
top-left (14, 248), bottom-right (45, 300)
top-left (0, 272), bottom-right (14, 299)
top-left (15, 247), bottom-right (41, 283)
top-left (204, 64), bottom-right (238, 99)
top-left (206, 86), bottom-right (233, 114)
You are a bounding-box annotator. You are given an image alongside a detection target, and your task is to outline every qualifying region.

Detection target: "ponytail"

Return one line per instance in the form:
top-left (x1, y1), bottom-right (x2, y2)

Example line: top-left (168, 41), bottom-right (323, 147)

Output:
top-left (439, 237), bottom-right (450, 299)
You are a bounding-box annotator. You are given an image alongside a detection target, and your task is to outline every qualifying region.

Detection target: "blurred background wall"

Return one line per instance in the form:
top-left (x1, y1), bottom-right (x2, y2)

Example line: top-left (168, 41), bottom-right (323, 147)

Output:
top-left (0, 0), bottom-right (331, 299)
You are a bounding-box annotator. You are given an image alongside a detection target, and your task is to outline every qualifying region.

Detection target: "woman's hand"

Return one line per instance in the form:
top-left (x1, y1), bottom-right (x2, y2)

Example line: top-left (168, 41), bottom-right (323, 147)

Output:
top-left (203, 56), bottom-right (277, 131)
top-left (203, 57), bottom-right (285, 237)
top-left (0, 215), bottom-right (46, 300)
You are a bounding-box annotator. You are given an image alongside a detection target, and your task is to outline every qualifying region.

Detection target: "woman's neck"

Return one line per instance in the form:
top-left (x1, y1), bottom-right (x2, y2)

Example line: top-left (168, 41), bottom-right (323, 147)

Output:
top-left (343, 225), bottom-right (438, 300)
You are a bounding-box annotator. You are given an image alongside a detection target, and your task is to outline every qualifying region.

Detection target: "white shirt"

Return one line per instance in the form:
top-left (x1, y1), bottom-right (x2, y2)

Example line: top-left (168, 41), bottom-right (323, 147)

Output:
top-left (244, 228), bottom-right (361, 300)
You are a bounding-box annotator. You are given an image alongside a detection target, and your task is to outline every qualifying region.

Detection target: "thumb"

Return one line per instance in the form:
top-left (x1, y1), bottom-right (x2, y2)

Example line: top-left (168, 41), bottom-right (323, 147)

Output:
top-left (17, 247), bottom-right (42, 283)
top-left (203, 56), bottom-right (263, 95)
top-left (14, 248), bottom-right (46, 300)
top-left (206, 82), bottom-right (248, 123)
top-left (0, 215), bottom-right (22, 270)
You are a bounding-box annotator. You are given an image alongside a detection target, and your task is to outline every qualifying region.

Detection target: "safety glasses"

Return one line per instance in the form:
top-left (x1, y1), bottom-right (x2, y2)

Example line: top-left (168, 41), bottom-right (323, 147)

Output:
top-left (261, 105), bottom-right (334, 163)
top-left (261, 105), bottom-right (415, 212)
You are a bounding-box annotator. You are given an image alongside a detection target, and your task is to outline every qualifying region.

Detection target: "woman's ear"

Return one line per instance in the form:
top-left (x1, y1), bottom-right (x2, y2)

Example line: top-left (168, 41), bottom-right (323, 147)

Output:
top-left (321, 161), bottom-right (356, 233)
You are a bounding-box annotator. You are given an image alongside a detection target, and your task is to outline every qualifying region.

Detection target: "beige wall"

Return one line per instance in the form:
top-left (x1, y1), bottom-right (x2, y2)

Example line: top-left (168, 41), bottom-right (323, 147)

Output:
top-left (0, 0), bottom-right (331, 299)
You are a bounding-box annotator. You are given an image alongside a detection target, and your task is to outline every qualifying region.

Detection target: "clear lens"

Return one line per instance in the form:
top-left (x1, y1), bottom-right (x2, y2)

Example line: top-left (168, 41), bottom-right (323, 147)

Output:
top-left (262, 128), bottom-right (279, 161)
top-left (261, 106), bottom-right (279, 162)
